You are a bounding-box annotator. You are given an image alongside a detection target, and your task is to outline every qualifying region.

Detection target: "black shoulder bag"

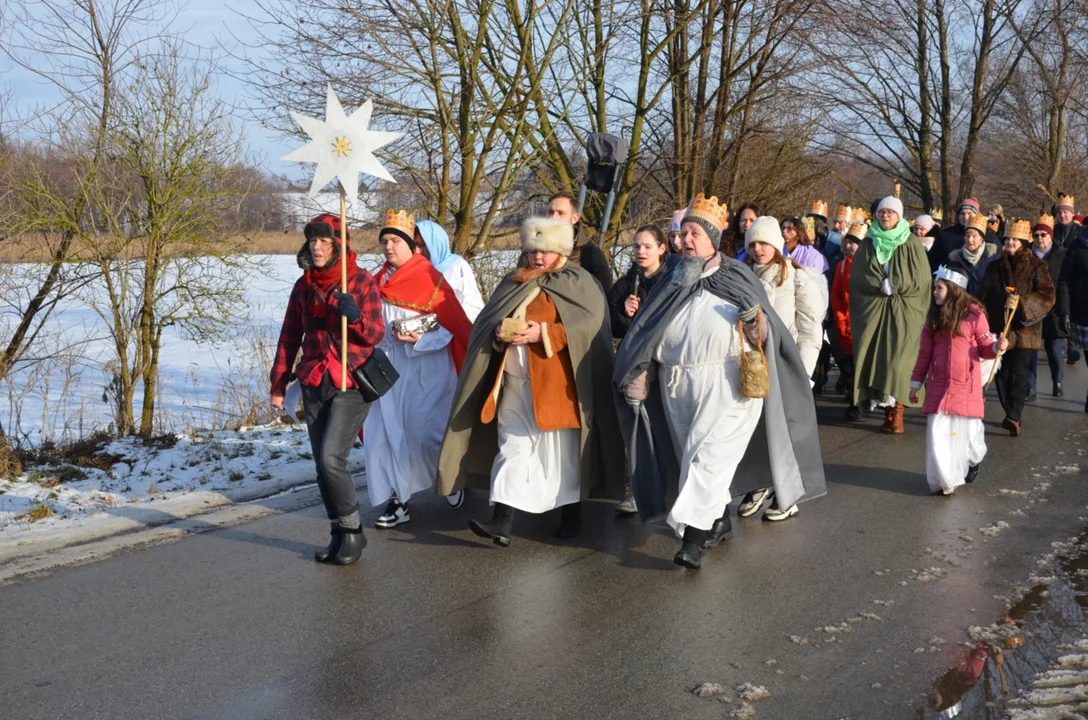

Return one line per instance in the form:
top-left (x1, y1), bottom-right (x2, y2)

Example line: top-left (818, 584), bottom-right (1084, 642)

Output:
top-left (352, 348), bottom-right (400, 402)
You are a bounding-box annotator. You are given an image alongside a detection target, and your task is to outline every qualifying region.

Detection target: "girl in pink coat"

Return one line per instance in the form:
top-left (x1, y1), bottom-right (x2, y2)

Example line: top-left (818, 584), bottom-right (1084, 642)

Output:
top-left (909, 267), bottom-right (1008, 495)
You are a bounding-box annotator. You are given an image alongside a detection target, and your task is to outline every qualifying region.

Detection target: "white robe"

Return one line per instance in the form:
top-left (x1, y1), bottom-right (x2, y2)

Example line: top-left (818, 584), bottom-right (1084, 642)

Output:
top-left (441, 257), bottom-right (485, 322)
top-left (363, 297), bottom-right (458, 507)
top-left (489, 345), bottom-right (581, 514)
top-left (925, 412), bottom-right (986, 493)
top-left (656, 268), bottom-right (764, 536)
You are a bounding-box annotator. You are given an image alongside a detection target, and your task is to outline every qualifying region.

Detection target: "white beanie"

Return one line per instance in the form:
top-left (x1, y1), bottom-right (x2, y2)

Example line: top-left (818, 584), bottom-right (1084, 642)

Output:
top-left (668, 209), bottom-right (686, 233)
top-left (913, 214), bottom-right (935, 232)
top-left (745, 216), bottom-right (785, 254)
top-left (876, 196), bottom-right (904, 218)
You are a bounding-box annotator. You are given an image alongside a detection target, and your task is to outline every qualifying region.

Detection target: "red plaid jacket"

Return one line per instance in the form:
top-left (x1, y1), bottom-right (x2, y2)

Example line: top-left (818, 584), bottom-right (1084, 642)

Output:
top-left (269, 269), bottom-right (384, 395)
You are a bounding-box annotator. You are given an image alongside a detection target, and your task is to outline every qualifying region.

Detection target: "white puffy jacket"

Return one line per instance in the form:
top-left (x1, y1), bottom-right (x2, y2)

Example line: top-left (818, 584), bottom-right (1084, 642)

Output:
top-left (752, 261), bottom-right (825, 376)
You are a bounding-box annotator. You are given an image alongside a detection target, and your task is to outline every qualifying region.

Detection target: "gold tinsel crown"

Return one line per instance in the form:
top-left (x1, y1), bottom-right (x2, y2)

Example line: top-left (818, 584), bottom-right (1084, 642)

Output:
top-left (685, 193), bottom-right (729, 231)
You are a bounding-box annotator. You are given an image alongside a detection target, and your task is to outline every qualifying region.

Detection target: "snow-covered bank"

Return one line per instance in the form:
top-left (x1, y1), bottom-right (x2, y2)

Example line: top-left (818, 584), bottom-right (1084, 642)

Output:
top-left (0, 420), bottom-right (364, 544)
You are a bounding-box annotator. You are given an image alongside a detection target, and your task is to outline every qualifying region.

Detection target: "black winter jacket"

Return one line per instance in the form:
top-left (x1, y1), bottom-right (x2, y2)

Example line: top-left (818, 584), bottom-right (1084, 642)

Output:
top-left (608, 264), bottom-right (663, 338)
top-left (569, 225), bottom-right (614, 294)
top-left (1060, 232), bottom-right (1088, 327)
top-left (1038, 244), bottom-right (1069, 340)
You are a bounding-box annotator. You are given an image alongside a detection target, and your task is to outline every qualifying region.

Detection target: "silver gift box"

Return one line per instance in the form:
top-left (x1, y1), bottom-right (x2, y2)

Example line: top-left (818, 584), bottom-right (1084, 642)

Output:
top-left (392, 313), bottom-right (440, 336)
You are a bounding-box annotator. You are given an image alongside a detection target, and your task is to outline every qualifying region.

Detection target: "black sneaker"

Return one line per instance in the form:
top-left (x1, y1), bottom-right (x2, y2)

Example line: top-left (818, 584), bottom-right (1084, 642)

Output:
top-left (845, 404), bottom-right (862, 421)
top-left (965, 463), bottom-right (981, 484)
top-left (376, 499), bottom-right (409, 528)
top-left (1025, 389), bottom-right (1037, 403)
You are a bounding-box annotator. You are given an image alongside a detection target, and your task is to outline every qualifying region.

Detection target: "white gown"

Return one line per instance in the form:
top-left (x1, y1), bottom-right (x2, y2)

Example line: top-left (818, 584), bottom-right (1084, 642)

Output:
top-left (926, 412), bottom-right (986, 493)
top-left (655, 268), bottom-right (764, 536)
top-left (363, 298), bottom-right (458, 507)
top-left (441, 257), bottom-right (485, 322)
top-left (489, 345), bottom-right (581, 514)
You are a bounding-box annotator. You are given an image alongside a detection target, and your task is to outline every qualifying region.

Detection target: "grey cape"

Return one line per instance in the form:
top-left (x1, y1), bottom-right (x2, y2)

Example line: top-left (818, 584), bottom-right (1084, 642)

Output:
top-left (612, 252), bottom-right (827, 521)
top-left (436, 262), bottom-right (625, 501)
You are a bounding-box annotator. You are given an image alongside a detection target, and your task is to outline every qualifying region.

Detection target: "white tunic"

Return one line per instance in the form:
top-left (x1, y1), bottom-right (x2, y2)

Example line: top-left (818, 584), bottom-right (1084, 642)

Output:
top-left (656, 268), bottom-right (764, 536)
top-left (441, 257), bottom-right (485, 322)
top-left (489, 345), bottom-right (581, 514)
top-left (363, 297), bottom-right (458, 507)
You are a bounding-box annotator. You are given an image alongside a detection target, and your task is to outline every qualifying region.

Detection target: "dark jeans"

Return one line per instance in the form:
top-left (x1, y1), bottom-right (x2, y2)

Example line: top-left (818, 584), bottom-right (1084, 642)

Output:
top-left (301, 372), bottom-right (370, 520)
top-left (1028, 339), bottom-right (1065, 393)
top-left (995, 349), bottom-right (1033, 422)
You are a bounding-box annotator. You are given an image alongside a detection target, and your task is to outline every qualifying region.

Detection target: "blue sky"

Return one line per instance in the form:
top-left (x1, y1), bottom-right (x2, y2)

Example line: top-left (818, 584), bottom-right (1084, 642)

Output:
top-left (2, 0), bottom-right (296, 178)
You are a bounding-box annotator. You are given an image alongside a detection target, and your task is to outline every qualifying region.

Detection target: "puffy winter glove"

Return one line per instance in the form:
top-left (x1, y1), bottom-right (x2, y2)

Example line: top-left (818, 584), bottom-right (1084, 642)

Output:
top-left (334, 292), bottom-right (362, 323)
top-left (738, 297), bottom-right (760, 323)
top-left (1059, 314), bottom-right (1070, 335)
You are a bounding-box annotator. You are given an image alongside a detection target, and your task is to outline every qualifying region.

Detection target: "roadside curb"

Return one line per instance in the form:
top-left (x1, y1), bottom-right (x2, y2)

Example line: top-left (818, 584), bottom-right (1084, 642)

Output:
top-left (0, 464), bottom-right (366, 583)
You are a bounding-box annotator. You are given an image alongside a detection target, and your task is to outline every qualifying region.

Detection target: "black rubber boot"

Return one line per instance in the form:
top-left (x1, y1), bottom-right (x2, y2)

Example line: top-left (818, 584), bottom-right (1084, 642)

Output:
top-left (555, 502), bottom-right (582, 538)
top-left (469, 503), bottom-right (515, 547)
top-left (314, 530), bottom-right (343, 563)
top-left (331, 527), bottom-right (367, 565)
top-left (703, 515), bottom-right (734, 549)
top-left (675, 527), bottom-right (706, 568)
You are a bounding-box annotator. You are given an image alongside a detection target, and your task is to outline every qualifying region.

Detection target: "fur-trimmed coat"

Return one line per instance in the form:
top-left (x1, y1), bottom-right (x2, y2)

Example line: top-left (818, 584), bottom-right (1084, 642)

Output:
top-left (977, 249), bottom-right (1056, 351)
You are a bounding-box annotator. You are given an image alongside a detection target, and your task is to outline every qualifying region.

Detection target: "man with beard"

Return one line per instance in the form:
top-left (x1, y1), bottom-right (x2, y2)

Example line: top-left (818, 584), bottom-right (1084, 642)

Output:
top-left (545, 192), bottom-right (614, 294)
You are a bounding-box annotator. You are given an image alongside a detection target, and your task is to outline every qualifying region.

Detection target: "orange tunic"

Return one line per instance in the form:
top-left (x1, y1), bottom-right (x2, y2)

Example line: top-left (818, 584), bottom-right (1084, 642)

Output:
top-left (481, 291), bottom-right (580, 431)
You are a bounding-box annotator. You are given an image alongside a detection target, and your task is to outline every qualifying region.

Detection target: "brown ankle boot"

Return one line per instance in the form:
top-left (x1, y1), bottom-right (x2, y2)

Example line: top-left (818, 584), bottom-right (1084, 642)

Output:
top-left (880, 405), bottom-right (895, 433)
top-left (890, 402), bottom-right (906, 434)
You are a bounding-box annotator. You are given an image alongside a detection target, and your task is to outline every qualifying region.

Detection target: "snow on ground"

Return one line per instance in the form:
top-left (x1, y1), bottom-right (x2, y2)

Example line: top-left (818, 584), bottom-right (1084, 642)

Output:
top-left (0, 419), bottom-right (363, 540)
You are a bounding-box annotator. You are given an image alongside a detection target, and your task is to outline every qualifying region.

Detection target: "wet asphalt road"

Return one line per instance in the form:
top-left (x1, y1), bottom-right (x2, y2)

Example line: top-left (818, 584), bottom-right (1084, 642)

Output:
top-left (4, 369), bottom-right (1088, 719)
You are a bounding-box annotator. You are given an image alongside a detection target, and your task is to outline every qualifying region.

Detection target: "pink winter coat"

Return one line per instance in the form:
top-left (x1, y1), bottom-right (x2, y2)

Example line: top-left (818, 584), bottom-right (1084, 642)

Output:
top-left (910, 305), bottom-right (998, 418)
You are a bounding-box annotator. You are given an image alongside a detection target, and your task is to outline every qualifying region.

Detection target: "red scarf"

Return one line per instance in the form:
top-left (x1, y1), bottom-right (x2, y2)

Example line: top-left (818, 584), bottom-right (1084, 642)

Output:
top-left (305, 250), bottom-right (359, 293)
top-left (376, 254), bottom-right (472, 372)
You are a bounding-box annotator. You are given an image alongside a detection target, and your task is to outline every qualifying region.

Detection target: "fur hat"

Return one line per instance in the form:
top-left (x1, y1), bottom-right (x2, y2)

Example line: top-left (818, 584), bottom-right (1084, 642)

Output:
top-left (876, 196), bottom-right (904, 218)
top-left (521, 217), bottom-right (575, 256)
top-left (304, 213), bottom-right (350, 243)
top-left (745, 216), bottom-right (785, 254)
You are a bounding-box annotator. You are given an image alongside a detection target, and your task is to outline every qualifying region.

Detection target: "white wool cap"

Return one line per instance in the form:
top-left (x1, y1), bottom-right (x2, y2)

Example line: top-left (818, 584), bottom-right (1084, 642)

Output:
top-left (876, 196), bottom-right (904, 218)
top-left (744, 216), bottom-right (785, 254)
top-left (913, 214), bottom-right (935, 232)
top-left (668, 209), bottom-right (686, 233)
top-left (521, 217), bottom-right (575, 256)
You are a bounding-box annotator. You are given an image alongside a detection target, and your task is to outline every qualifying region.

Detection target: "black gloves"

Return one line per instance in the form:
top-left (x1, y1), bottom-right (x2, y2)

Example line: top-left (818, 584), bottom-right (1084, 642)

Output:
top-left (335, 292), bottom-right (361, 323)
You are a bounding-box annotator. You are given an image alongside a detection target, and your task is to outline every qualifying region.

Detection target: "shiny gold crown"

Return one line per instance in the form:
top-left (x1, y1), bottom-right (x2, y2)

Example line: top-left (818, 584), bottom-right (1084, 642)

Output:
top-left (1037, 213), bottom-right (1055, 228)
top-left (834, 204), bottom-right (853, 222)
top-left (929, 208), bottom-right (944, 222)
top-left (965, 214), bottom-right (988, 235)
top-left (686, 193), bottom-right (729, 231)
top-left (846, 222), bottom-right (868, 240)
top-left (1004, 218), bottom-right (1032, 241)
top-left (382, 209), bottom-right (415, 238)
top-left (808, 199), bottom-right (829, 218)
top-left (1058, 193), bottom-right (1076, 209)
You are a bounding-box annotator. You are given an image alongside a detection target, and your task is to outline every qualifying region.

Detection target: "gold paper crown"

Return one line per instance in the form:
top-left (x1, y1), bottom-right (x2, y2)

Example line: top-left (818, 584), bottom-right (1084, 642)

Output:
top-left (846, 222), bottom-right (868, 241)
top-left (382, 209), bottom-right (416, 239)
top-left (1057, 193), bottom-right (1076, 209)
top-left (929, 208), bottom-right (944, 222)
top-left (834, 204), bottom-right (853, 222)
top-left (1004, 218), bottom-right (1032, 241)
top-left (987, 219), bottom-right (1000, 232)
top-left (965, 214), bottom-right (988, 235)
top-left (853, 207), bottom-right (869, 222)
top-left (807, 200), bottom-right (829, 218)
top-left (1037, 213), bottom-right (1055, 229)
top-left (685, 193), bottom-right (729, 232)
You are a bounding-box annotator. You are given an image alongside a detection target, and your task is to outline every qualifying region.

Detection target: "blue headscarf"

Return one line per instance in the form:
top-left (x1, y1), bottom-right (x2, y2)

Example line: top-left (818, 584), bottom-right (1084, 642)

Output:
top-left (416, 220), bottom-right (460, 273)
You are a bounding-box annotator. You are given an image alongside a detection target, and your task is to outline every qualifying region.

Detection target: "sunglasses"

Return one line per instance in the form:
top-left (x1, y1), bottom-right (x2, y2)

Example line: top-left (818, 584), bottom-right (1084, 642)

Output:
top-left (1032, 232), bottom-right (1049, 239)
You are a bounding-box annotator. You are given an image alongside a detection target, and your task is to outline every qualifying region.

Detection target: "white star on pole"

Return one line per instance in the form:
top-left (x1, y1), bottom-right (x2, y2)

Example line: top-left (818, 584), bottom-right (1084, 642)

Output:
top-left (281, 85), bottom-right (401, 206)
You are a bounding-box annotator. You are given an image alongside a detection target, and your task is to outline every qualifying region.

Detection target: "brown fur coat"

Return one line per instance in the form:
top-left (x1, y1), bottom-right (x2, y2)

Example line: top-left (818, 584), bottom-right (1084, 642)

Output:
top-left (976, 248), bottom-right (1056, 351)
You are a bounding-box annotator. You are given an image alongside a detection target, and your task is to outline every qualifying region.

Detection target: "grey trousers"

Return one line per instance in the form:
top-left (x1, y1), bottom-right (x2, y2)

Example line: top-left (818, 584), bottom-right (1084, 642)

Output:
top-left (301, 372), bottom-right (370, 519)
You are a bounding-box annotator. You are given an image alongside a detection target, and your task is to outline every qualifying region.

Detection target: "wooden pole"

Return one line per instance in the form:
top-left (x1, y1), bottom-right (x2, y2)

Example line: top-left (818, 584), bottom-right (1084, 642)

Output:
top-left (985, 294), bottom-right (1020, 389)
top-left (339, 186), bottom-right (348, 392)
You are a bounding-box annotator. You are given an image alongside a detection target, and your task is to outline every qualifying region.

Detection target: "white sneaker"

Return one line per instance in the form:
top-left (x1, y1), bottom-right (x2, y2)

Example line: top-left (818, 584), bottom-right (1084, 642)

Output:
top-left (376, 499), bottom-right (410, 528)
top-left (738, 487), bottom-right (772, 518)
top-left (762, 498), bottom-right (799, 522)
top-left (446, 489), bottom-right (464, 509)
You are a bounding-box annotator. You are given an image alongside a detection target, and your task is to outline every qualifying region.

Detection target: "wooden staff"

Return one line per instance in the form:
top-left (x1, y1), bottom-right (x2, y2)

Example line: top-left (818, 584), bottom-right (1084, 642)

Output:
top-left (339, 186), bottom-right (348, 392)
top-left (985, 291), bottom-right (1020, 389)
